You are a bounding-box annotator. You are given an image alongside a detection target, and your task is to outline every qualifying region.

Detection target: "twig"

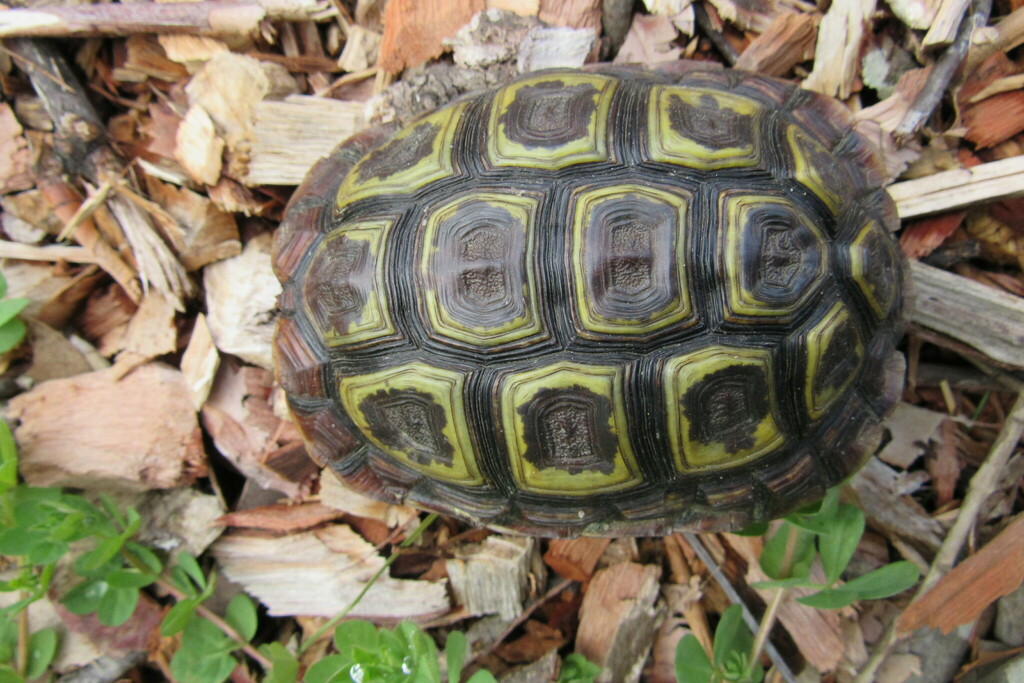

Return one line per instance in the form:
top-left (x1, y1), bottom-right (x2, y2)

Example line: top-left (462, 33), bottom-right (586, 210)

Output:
top-left (467, 577), bottom-right (576, 667)
top-left (854, 391), bottom-right (1024, 682)
top-left (681, 533), bottom-right (798, 683)
top-left (0, 0), bottom-right (335, 39)
top-left (0, 241), bottom-right (94, 263)
top-left (895, 0), bottom-right (993, 139)
top-left (693, 2), bottom-right (739, 66)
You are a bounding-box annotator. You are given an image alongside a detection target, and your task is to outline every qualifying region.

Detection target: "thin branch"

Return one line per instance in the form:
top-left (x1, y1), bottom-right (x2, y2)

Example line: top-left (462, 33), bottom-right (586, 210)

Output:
top-left (693, 2), bottom-right (740, 66)
top-left (855, 390), bottom-right (1024, 682)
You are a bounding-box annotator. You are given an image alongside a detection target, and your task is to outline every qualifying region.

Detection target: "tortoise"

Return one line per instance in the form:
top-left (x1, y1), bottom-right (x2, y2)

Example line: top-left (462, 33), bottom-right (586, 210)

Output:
top-left (272, 66), bottom-right (909, 537)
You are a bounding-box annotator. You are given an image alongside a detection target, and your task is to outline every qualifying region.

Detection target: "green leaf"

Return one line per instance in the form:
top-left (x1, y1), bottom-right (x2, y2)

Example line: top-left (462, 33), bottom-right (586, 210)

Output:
top-left (0, 318), bottom-right (26, 354)
top-left (97, 585), bottom-right (139, 626)
top-left (785, 487), bottom-right (841, 535)
top-left (27, 541), bottom-right (66, 565)
top-left (759, 523), bottom-right (814, 581)
top-left (0, 422), bottom-right (17, 492)
top-left (176, 552), bottom-right (207, 591)
top-left (445, 630), bottom-right (467, 683)
top-left (731, 521), bottom-right (770, 537)
top-left (0, 528), bottom-right (44, 556)
top-left (125, 541), bottom-right (164, 575)
top-left (171, 618), bottom-right (237, 683)
top-left (302, 654), bottom-right (352, 683)
top-left (161, 598), bottom-right (200, 637)
top-left (259, 643), bottom-right (299, 683)
top-left (465, 671), bottom-right (499, 683)
top-left (674, 634), bottom-right (712, 683)
top-left (749, 576), bottom-right (817, 591)
top-left (25, 627), bottom-right (58, 679)
top-left (0, 298), bottom-right (29, 328)
top-left (558, 653), bottom-right (601, 683)
top-left (333, 619), bottom-right (380, 654)
top-left (818, 504), bottom-right (865, 585)
top-left (0, 619), bottom-right (16, 661)
top-left (77, 536), bottom-right (125, 573)
top-left (0, 666), bottom-right (22, 683)
top-left (62, 579), bottom-right (107, 615)
top-left (225, 593), bottom-right (258, 642)
top-left (106, 569), bottom-right (157, 589)
top-left (712, 605), bottom-right (752, 671)
top-left (0, 272), bottom-right (8, 299)
top-left (797, 562), bottom-right (919, 609)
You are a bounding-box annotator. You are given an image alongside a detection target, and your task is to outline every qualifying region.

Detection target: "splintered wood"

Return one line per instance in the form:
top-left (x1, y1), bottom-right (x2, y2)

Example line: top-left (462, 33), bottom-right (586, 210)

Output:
top-left (447, 536), bottom-right (536, 620)
top-left (8, 364), bottom-right (205, 490)
top-left (212, 525), bottom-right (450, 619)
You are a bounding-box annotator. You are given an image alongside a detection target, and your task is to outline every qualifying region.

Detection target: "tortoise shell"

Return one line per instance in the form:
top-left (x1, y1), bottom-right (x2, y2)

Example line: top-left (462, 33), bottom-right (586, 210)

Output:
top-left (273, 67), bottom-right (908, 537)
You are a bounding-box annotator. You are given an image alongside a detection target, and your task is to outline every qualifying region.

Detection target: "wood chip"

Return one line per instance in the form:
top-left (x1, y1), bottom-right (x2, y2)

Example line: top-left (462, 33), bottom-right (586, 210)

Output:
top-left (922, 0), bottom-right (970, 49)
top-left (145, 177), bottom-right (240, 270)
top-left (447, 536), bottom-right (536, 619)
top-left (219, 502), bottom-right (346, 532)
top-left (518, 23), bottom-right (597, 71)
top-left (910, 260), bottom-right (1024, 369)
top-left (317, 468), bottom-right (419, 528)
top-left (899, 211), bottom-right (966, 259)
top-left (888, 155), bottom-right (1024, 219)
top-left (201, 357), bottom-right (303, 497)
top-left (848, 457), bottom-right (946, 554)
top-left (576, 561), bottom-right (662, 683)
top-left (0, 102), bottom-right (34, 195)
top-left (8, 363), bottom-right (205, 490)
top-left (122, 291), bottom-right (177, 361)
top-left (928, 418), bottom-right (961, 508)
top-left (888, 0), bottom-right (940, 29)
top-left (22, 318), bottom-right (92, 385)
top-left (803, 0), bottom-right (876, 99)
top-left (203, 231), bottom-right (280, 369)
top-left (878, 402), bottom-right (948, 469)
top-left (79, 283), bottom-right (137, 357)
top-left (734, 11), bottom-right (817, 76)
top-left (175, 104), bottom-right (224, 186)
top-left (898, 514), bottom-right (1024, 634)
top-left (180, 312), bottom-right (219, 410)
top-left (212, 524), bottom-right (450, 619)
top-left (613, 14), bottom-right (682, 64)
top-left (244, 95), bottom-right (366, 186)
top-left (378, 0), bottom-right (486, 73)
top-left (543, 538), bottom-right (610, 582)
top-left (538, 0), bottom-right (601, 30)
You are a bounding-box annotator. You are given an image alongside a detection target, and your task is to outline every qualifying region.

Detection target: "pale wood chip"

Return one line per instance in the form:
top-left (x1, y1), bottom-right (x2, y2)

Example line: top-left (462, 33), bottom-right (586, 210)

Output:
top-left (180, 312), bottom-right (220, 410)
top-left (888, 155), bottom-right (1024, 219)
top-left (244, 96), bottom-right (366, 186)
top-left (219, 502), bottom-right (346, 532)
top-left (922, 0), bottom-right (970, 49)
top-left (543, 538), bottom-right (611, 582)
top-left (203, 231), bottom-right (280, 369)
top-left (318, 468), bottom-right (419, 528)
top-left (8, 363), bottom-right (205, 490)
top-left (175, 104), bottom-right (224, 186)
top-left (337, 24), bottom-right (381, 73)
top-left (518, 24), bottom-right (597, 71)
top-left (145, 177), bottom-right (241, 270)
top-left (878, 402), bottom-right (948, 469)
top-left (888, 0), bottom-right (939, 28)
top-left (538, 0), bottom-right (601, 30)
top-left (158, 34), bottom-right (230, 67)
top-left (0, 103), bottom-right (34, 195)
top-left (379, 0), bottom-right (485, 72)
top-left (79, 283), bottom-right (137, 357)
top-left (114, 35), bottom-right (189, 83)
top-left (446, 536), bottom-right (536, 619)
top-left (613, 14), bottom-right (682, 64)
top-left (576, 562), bottom-right (662, 683)
top-left (705, 0), bottom-right (782, 32)
top-left (122, 291), bottom-right (177, 361)
top-left (212, 525), bottom-right (450, 618)
top-left (803, 0), bottom-right (876, 99)
top-left (22, 318), bottom-right (92, 385)
top-left (488, 0), bottom-right (541, 14)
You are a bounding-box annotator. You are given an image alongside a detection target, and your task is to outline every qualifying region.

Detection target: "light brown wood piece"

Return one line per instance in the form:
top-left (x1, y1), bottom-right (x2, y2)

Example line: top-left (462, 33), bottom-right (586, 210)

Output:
top-left (203, 232), bottom-right (280, 369)
top-left (447, 536), bottom-right (535, 620)
top-left (317, 469), bottom-right (419, 528)
top-left (212, 525), bottom-right (450, 618)
top-left (543, 538), bottom-right (611, 582)
top-left (22, 319), bottom-right (92, 385)
top-left (244, 96), bottom-right (365, 186)
top-left (378, 0), bottom-right (485, 73)
top-left (144, 178), bottom-right (241, 271)
top-left (848, 457), bottom-right (946, 554)
top-left (8, 363), bottom-right (205, 490)
top-left (887, 155), bottom-right (1024, 219)
top-left (910, 260), bottom-right (1024, 369)
top-left (803, 0), bottom-right (876, 99)
top-left (122, 291), bottom-right (177, 360)
top-left (887, 0), bottom-right (940, 29)
top-left (219, 502), bottom-right (346, 532)
top-left (538, 0), bottom-right (601, 30)
top-left (966, 6), bottom-right (1024, 72)
top-left (180, 312), bottom-right (219, 410)
top-left (734, 11), bottom-right (817, 76)
top-left (922, 0), bottom-right (970, 48)
top-left (0, 242), bottom-right (93, 263)
top-left (576, 562), bottom-right (662, 683)
top-left (175, 104), bottom-right (224, 186)
top-left (0, 103), bottom-right (34, 194)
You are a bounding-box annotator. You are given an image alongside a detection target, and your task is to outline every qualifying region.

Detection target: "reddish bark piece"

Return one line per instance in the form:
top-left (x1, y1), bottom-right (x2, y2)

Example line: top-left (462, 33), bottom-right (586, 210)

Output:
top-left (0, 103), bottom-right (34, 194)
top-left (898, 514), bottom-right (1024, 634)
top-left (960, 52), bottom-right (1024, 149)
top-left (899, 212), bottom-right (966, 259)
top-left (735, 11), bottom-right (818, 76)
top-left (539, 0), bottom-right (603, 31)
top-left (378, 0), bottom-right (485, 73)
top-left (219, 502), bottom-right (346, 532)
top-left (8, 364), bottom-right (205, 490)
top-left (543, 538), bottom-right (611, 582)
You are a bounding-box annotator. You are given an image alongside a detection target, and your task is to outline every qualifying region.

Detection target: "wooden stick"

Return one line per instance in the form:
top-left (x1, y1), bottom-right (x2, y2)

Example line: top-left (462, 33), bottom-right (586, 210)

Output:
top-left (895, 0), bottom-right (992, 139)
top-left (887, 155), bottom-right (1024, 219)
top-left (693, 2), bottom-right (740, 65)
top-left (0, 241), bottom-right (94, 263)
top-left (0, 0), bottom-right (334, 39)
top-left (923, 0), bottom-right (971, 49)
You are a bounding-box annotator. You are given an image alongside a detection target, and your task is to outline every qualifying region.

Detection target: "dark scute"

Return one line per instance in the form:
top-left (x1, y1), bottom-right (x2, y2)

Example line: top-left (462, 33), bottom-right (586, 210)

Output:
top-left (358, 388), bottom-right (454, 467)
top-left (815, 318), bottom-right (861, 396)
top-left (306, 236), bottom-right (370, 333)
top-left (667, 93), bottom-right (753, 149)
top-left (499, 81), bottom-right (599, 148)
top-left (861, 228), bottom-right (897, 311)
top-left (682, 366), bottom-right (768, 454)
top-left (356, 121), bottom-right (440, 182)
top-left (738, 204), bottom-right (823, 306)
top-left (518, 385), bottom-right (618, 474)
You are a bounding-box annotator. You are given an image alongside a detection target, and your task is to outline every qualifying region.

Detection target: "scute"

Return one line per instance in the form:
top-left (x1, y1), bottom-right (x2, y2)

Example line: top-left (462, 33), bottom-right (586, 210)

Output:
top-left (274, 67), bottom-right (909, 537)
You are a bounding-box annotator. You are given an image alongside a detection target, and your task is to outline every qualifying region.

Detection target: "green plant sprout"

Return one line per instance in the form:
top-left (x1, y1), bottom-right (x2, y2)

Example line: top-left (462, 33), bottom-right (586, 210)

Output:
top-left (674, 489), bottom-right (920, 683)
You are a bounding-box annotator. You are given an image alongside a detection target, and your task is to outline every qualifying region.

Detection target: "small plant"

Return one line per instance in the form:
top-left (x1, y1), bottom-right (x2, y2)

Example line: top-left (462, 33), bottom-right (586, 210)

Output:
top-left (674, 488), bottom-right (920, 682)
top-left (0, 272), bottom-right (29, 355)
